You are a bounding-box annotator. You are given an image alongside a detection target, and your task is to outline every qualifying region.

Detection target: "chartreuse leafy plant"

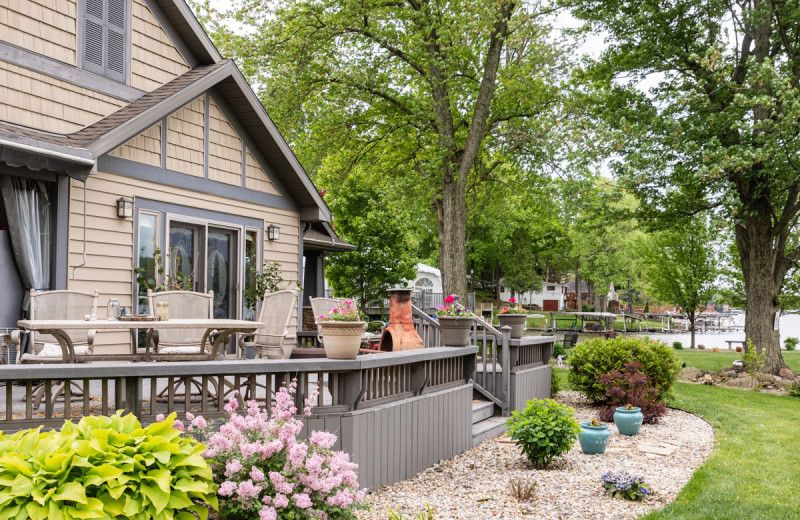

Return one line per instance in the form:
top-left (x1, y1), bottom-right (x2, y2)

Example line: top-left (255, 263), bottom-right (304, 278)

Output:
top-left (506, 399), bottom-right (581, 469)
top-left (0, 412), bottom-right (216, 520)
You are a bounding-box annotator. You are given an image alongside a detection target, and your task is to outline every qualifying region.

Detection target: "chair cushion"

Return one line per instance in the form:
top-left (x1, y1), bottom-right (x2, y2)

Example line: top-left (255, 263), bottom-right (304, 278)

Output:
top-left (158, 346), bottom-right (202, 355)
top-left (38, 343), bottom-right (89, 357)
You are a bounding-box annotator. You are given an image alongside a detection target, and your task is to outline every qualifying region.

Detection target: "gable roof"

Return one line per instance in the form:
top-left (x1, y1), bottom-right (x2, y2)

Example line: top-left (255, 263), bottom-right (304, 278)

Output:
top-left (0, 54), bottom-right (331, 220)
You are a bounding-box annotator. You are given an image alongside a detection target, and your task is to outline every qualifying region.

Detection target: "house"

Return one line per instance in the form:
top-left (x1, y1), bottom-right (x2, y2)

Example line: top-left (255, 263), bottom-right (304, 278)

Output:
top-left (0, 0), bottom-right (351, 354)
top-left (498, 280), bottom-right (568, 311)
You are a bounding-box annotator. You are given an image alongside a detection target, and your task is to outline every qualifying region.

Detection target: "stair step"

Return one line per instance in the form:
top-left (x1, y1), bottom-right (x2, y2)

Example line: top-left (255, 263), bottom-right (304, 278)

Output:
top-left (471, 416), bottom-right (508, 446)
top-left (471, 401), bottom-right (495, 424)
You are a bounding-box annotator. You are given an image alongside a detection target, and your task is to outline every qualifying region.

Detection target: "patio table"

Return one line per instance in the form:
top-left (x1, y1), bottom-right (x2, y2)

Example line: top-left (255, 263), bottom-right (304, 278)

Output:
top-left (15, 319), bottom-right (258, 363)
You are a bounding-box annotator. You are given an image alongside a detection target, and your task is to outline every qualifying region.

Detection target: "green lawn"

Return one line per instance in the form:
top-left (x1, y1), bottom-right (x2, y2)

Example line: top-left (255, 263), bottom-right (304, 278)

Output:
top-left (642, 383), bottom-right (800, 519)
top-left (673, 349), bottom-right (800, 373)
top-left (552, 367), bottom-right (800, 519)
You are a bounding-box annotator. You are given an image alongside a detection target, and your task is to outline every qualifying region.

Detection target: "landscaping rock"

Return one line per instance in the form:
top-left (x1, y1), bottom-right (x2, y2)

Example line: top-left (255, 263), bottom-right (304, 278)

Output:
top-left (728, 376), bottom-right (755, 389)
top-left (359, 392), bottom-right (714, 520)
top-left (679, 367), bottom-right (701, 382)
top-left (779, 368), bottom-right (796, 380)
top-left (755, 373), bottom-right (777, 384)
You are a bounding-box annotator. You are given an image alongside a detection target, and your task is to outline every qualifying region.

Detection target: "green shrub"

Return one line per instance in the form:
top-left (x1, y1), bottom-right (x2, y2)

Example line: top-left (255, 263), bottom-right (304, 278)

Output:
top-left (568, 336), bottom-right (680, 402)
top-left (551, 369), bottom-right (561, 396)
top-left (552, 341), bottom-right (570, 360)
top-left (789, 382), bottom-right (800, 398)
top-left (507, 399), bottom-right (580, 468)
top-left (785, 337), bottom-right (798, 351)
top-left (0, 412), bottom-right (217, 520)
top-left (672, 341), bottom-right (683, 350)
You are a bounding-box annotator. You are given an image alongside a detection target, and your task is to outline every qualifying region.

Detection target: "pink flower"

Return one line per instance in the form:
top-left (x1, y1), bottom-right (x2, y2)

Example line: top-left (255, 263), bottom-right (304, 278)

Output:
top-left (224, 393), bottom-right (239, 414)
top-left (293, 492), bottom-right (312, 509)
top-left (509, 297), bottom-right (516, 303)
top-left (225, 459), bottom-right (243, 478)
top-left (309, 430), bottom-right (337, 449)
top-left (192, 415), bottom-right (207, 429)
top-left (155, 413), bottom-right (165, 422)
top-left (273, 493), bottom-right (289, 508)
top-left (173, 419), bottom-right (184, 431)
top-left (237, 480), bottom-right (262, 499)
top-left (185, 411), bottom-right (195, 421)
top-left (218, 481), bottom-right (237, 497)
top-left (259, 506), bottom-right (277, 520)
top-left (250, 467), bottom-right (265, 482)
top-left (444, 294), bottom-right (455, 304)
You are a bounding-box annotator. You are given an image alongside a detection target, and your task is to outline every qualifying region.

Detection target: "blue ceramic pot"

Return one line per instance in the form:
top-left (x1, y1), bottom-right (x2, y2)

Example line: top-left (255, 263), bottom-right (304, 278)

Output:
top-left (578, 422), bottom-right (611, 455)
top-left (613, 406), bottom-right (643, 436)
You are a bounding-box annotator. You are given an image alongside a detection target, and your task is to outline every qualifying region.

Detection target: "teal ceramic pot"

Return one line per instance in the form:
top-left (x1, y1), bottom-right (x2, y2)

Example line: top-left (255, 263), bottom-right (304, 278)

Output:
top-left (578, 422), bottom-right (611, 455)
top-left (613, 407), bottom-right (644, 436)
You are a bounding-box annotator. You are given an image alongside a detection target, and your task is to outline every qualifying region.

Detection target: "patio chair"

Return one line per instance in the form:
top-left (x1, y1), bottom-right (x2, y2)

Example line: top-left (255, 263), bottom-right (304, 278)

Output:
top-left (238, 289), bottom-right (298, 359)
top-left (309, 297), bottom-right (384, 349)
top-left (13, 289), bottom-right (99, 409)
top-left (15, 289), bottom-right (99, 363)
top-left (147, 289), bottom-right (214, 356)
top-left (562, 332), bottom-right (579, 350)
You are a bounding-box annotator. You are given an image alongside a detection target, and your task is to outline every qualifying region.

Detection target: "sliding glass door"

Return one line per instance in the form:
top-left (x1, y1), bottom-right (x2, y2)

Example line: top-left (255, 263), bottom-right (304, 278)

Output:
top-left (207, 227), bottom-right (237, 319)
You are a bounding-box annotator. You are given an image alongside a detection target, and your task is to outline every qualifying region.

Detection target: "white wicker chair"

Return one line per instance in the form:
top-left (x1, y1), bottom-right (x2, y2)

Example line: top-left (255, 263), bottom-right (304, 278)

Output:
top-left (14, 289), bottom-right (99, 363)
top-left (147, 289), bottom-right (214, 355)
top-left (238, 289), bottom-right (298, 359)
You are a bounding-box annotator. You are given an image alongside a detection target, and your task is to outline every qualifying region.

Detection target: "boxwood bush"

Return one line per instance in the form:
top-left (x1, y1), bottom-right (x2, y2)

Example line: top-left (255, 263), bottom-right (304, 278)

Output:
top-left (0, 412), bottom-right (217, 520)
top-left (506, 398), bottom-right (580, 468)
top-left (568, 336), bottom-right (680, 402)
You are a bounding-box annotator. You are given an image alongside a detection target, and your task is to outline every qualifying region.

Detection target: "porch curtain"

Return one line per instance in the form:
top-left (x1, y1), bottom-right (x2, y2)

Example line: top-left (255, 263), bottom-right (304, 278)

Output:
top-left (0, 176), bottom-right (52, 351)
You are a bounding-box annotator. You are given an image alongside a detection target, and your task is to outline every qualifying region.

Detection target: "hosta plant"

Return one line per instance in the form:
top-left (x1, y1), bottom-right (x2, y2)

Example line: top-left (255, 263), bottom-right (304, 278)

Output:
top-left (178, 379), bottom-right (366, 520)
top-left (506, 398), bottom-right (581, 468)
top-left (601, 471), bottom-right (652, 501)
top-left (0, 411), bottom-right (217, 520)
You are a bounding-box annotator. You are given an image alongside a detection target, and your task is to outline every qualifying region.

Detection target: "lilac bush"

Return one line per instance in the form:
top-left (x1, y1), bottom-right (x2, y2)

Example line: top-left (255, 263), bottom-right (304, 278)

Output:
top-left (167, 380), bottom-right (365, 520)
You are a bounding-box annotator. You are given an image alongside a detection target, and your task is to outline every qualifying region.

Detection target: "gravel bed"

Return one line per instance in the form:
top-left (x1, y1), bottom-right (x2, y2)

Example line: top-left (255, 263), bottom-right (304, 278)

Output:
top-left (357, 392), bottom-right (714, 520)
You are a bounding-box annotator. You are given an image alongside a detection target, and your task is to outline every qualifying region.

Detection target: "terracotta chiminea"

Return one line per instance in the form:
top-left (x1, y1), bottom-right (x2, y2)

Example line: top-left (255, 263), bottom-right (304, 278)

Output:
top-left (378, 288), bottom-right (425, 351)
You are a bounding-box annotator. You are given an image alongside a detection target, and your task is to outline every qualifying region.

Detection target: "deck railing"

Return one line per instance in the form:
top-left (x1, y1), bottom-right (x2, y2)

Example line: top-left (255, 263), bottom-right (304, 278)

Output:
top-left (0, 347), bottom-right (477, 431)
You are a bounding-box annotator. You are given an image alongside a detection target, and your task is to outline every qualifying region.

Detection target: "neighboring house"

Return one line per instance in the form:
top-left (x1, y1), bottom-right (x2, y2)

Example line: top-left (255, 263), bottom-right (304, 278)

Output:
top-left (0, 0), bottom-right (352, 353)
top-left (412, 263), bottom-right (443, 295)
top-left (565, 279), bottom-right (616, 310)
top-left (498, 280), bottom-right (568, 311)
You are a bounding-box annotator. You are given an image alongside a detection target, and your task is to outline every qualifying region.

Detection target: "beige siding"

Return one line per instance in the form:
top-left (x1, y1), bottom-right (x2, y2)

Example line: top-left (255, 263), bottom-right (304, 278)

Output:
top-left (68, 172), bottom-right (300, 354)
top-left (208, 97), bottom-right (242, 186)
top-left (246, 149), bottom-right (280, 195)
top-left (109, 122), bottom-right (161, 166)
top-left (0, 60), bottom-right (126, 133)
top-left (0, 0), bottom-right (77, 65)
top-left (166, 96), bottom-right (204, 177)
top-left (130, 0), bottom-right (190, 91)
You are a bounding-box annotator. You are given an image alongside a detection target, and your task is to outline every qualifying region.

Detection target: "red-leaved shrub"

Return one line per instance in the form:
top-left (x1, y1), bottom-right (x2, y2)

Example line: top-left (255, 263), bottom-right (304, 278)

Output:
top-left (596, 362), bottom-right (667, 424)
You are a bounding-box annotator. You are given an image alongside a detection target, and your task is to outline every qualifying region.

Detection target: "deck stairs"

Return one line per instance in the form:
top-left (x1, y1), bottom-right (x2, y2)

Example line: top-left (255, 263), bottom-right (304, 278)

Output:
top-left (471, 400), bottom-right (507, 446)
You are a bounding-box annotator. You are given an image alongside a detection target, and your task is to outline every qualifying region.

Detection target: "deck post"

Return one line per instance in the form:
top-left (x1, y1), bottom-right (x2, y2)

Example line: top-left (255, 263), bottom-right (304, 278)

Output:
top-left (500, 325), bottom-right (511, 416)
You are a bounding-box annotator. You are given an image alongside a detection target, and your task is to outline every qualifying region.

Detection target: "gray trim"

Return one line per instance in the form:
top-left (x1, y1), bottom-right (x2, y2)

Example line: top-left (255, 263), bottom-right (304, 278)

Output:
top-left (208, 90), bottom-right (290, 199)
top-left (98, 155), bottom-right (296, 211)
top-left (55, 176), bottom-right (70, 289)
top-left (241, 145), bottom-right (246, 189)
top-left (203, 93), bottom-right (209, 179)
top-left (300, 207), bottom-right (326, 222)
top-left (297, 218), bottom-right (303, 328)
top-left (142, 0), bottom-right (198, 67)
top-left (85, 61), bottom-right (235, 156)
top-left (158, 0), bottom-right (222, 64)
top-left (0, 164), bottom-right (58, 182)
top-left (0, 41), bottom-right (144, 102)
top-left (227, 68), bottom-right (331, 221)
top-left (136, 197), bottom-right (264, 231)
top-left (160, 117), bottom-right (167, 168)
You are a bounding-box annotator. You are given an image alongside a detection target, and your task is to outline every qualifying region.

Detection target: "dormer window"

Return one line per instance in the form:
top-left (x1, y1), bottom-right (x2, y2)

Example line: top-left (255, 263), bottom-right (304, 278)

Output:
top-left (80, 0), bottom-right (129, 82)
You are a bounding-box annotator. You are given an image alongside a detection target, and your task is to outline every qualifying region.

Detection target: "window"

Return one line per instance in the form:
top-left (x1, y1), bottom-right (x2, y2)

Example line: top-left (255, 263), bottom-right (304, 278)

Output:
top-left (547, 285), bottom-right (555, 291)
top-left (81, 0), bottom-right (128, 82)
top-left (136, 212), bottom-right (159, 313)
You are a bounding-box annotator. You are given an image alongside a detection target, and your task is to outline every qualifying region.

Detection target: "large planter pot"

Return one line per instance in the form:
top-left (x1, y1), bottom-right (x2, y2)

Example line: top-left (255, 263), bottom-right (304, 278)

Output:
top-left (613, 406), bottom-right (644, 436)
top-left (578, 422), bottom-right (611, 455)
top-left (438, 316), bottom-right (473, 347)
top-left (497, 313), bottom-right (527, 339)
top-left (320, 321), bottom-right (367, 359)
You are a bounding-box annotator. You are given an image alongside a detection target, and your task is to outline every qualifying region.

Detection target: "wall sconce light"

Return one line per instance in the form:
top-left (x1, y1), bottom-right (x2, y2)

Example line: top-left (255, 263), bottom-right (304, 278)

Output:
top-left (116, 197), bottom-right (133, 219)
top-left (267, 224), bottom-right (280, 241)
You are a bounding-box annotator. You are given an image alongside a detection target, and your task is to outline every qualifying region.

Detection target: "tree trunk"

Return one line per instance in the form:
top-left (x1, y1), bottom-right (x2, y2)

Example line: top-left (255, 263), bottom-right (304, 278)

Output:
top-left (688, 313), bottom-right (696, 349)
top-left (736, 211), bottom-right (787, 374)
top-left (440, 177), bottom-right (468, 299)
top-left (575, 261), bottom-right (582, 311)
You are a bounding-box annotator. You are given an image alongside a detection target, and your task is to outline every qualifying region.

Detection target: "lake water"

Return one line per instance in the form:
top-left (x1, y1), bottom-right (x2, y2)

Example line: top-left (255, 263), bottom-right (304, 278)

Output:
top-left (561, 313), bottom-right (800, 350)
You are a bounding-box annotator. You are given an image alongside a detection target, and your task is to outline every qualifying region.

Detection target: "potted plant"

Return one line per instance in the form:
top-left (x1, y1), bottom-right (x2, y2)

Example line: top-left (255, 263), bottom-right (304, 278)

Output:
top-left (578, 417), bottom-right (611, 455)
top-left (436, 295), bottom-right (474, 347)
top-left (497, 297), bottom-right (527, 339)
top-left (613, 403), bottom-right (644, 436)
top-left (318, 300), bottom-right (366, 359)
